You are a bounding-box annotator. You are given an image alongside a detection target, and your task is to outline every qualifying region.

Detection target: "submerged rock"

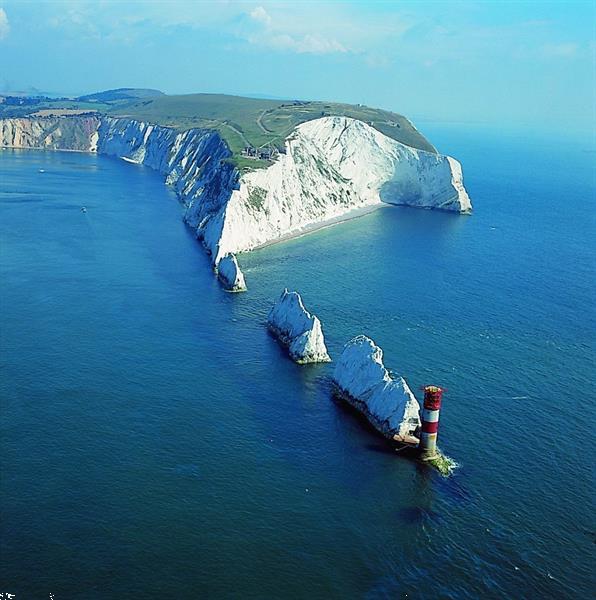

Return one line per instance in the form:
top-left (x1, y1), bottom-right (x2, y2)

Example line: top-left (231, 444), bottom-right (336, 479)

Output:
top-left (267, 289), bottom-right (331, 364)
top-left (217, 253), bottom-right (247, 292)
top-left (333, 335), bottom-right (421, 442)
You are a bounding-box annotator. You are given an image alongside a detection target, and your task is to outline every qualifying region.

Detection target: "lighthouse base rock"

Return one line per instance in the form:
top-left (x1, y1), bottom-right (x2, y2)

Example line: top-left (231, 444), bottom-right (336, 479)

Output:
top-left (333, 335), bottom-right (421, 441)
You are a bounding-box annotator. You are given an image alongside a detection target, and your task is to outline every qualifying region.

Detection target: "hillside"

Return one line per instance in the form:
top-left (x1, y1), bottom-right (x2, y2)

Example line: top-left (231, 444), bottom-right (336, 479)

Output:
top-left (77, 88), bottom-right (165, 102)
top-left (0, 90), bottom-right (436, 170)
top-left (107, 94), bottom-right (436, 168)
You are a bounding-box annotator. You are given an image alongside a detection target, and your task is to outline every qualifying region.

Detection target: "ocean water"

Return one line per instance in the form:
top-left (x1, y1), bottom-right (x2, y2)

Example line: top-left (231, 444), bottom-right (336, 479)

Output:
top-left (0, 125), bottom-right (594, 599)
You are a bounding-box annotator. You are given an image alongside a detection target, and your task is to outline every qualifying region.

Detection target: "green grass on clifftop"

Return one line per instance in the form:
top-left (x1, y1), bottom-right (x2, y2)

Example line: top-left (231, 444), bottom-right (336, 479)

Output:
top-left (0, 90), bottom-right (436, 171)
top-left (106, 94), bottom-right (436, 160)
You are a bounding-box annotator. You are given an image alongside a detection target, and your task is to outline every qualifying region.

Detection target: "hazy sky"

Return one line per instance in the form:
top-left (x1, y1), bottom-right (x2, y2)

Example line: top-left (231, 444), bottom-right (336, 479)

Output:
top-left (1, 1), bottom-right (594, 129)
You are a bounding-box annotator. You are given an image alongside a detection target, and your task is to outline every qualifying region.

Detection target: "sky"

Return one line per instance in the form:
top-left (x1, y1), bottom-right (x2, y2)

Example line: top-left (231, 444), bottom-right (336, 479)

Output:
top-left (0, 1), bottom-right (594, 130)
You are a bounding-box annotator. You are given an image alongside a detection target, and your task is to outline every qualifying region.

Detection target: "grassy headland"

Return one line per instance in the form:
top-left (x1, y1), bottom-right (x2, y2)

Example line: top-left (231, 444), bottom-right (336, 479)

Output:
top-left (0, 89), bottom-right (436, 170)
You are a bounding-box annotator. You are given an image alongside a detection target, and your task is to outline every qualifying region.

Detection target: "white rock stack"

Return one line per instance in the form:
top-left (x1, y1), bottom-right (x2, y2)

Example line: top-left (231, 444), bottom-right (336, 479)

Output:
top-left (333, 335), bottom-right (421, 442)
top-left (217, 253), bottom-right (247, 292)
top-left (267, 289), bottom-right (331, 364)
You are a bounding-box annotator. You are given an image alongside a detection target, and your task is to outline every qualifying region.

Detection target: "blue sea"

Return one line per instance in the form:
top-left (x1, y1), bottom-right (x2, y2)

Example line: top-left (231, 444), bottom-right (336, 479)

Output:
top-left (1, 124), bottom-right (594, 599)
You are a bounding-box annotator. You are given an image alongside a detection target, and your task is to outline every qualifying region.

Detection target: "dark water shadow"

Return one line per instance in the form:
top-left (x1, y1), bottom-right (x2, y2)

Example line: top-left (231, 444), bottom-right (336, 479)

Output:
top-left (396, 505), bottom-right (445, 525)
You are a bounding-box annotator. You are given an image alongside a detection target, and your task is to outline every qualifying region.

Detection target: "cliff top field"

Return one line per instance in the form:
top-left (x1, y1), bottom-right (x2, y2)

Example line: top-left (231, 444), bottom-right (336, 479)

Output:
top-left (0, 88), bottom-right (436, 170)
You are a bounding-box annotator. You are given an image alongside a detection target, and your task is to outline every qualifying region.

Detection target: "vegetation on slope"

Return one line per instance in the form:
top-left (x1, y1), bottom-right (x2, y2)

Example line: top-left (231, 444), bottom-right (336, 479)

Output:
top-left (107, 93), bottom-right (436, 155)
top-left (0, 88), bottom-right (162, 118)
top-left (76, 88), bottom-right (164, 102)
top-left (0, 89), bottom-right (436, 170)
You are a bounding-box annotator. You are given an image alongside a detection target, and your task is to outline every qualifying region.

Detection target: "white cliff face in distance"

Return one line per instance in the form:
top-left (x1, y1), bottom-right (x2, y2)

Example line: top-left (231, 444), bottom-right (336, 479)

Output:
top-left (333, 335), bottom-right (421, 442)
top-left (217, 254), bottom-right (247, 292)
top-left (0, 117), bottom-right (100, 152)
top-left (0, 115), bottom-right (472, 269)
top-left (267, 289), bottom-right (331, 364)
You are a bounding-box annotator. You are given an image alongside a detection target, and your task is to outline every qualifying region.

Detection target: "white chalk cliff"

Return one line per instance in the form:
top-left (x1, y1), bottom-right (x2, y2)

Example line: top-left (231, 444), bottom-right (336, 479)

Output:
top-left (267, 289), bottom-right (331, 364)
top-left (1, 115), bottom-right (472, 266)
top-left (333, 335), bottom-right (421, 442)
top-left (217, 117), bottom-right (471, 261)
top-left (217, 254), bottom-right (246, 292)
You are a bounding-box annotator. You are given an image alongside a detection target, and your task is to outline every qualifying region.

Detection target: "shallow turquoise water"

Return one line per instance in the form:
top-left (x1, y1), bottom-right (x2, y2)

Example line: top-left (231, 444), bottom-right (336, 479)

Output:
top-left (1, 126), bottom-right (594, 598)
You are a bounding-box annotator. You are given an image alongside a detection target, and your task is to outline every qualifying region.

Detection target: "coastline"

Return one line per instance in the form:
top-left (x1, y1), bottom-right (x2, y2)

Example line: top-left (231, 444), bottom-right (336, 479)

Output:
top-left (1, 143), bottom-right (384, 254)
top-left (1, 145), bottom-right (95, 154)
top-left (250, 203), bottom-right (386, 253)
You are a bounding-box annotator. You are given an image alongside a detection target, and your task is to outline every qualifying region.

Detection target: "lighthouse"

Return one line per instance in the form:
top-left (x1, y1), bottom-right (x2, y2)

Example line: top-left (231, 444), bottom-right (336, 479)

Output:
top-left (419, 385), bottom-right (443, 460)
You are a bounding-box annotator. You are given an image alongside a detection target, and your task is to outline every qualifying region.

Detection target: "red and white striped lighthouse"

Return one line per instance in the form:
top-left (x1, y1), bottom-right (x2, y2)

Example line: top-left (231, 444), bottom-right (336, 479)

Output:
top-left (419, 385), bottom-right (443, 459)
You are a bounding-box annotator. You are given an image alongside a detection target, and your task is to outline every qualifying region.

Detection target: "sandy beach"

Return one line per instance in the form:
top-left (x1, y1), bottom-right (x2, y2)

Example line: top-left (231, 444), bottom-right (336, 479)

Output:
top-left (250, 203), bottom-right (387, 252)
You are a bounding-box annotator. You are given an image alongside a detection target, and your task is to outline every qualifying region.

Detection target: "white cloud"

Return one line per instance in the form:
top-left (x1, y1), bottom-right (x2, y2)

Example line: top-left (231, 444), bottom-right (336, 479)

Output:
top-left (242, 3), bottom-right (360, 55)
top-left (250, 6), bottom-right (271, 27)
top-left (0, 7), bottom-right (10, 40)
top-left (391, 18), bottom-right (581, 68)
top-left (20, 1), bottom-right (585, 67)
top-left (541, 43), bottom-right (579, 58)
top-left (267, 33), bottom-right (347, 54)
top-left (23, 1), bottom-right (408, 56)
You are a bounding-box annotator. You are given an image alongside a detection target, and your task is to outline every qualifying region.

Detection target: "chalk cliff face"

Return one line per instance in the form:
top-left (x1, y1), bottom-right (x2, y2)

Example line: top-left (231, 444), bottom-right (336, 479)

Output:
top-left (0, 115), bottom-right (471, 266)
top-left (333, 335), bottom-right (421, 441)
top-left (267, 289), bottom-right (331, 364)
top-left (218, 117), bottom-right (471, 261)
top-left (97, 118), bottom-right (238, 259)
top-left (217, 254), bottom-right (246, 292)
top-left (0, 117), bottom-right (238, 261)
top-left (0, 116), bottom-right (100, 151)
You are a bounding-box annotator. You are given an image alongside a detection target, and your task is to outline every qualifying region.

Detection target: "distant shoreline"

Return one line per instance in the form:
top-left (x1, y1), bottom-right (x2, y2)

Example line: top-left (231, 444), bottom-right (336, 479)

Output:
top-left (1, 145), bottom-right (93, 154)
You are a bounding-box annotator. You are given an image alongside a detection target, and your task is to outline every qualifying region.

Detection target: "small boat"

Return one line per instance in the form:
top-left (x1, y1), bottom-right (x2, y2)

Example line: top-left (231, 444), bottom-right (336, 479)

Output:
top-left (38, 169), bottom-right (45, 173)
top-left (81, 207), bottom-right (87, 213)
